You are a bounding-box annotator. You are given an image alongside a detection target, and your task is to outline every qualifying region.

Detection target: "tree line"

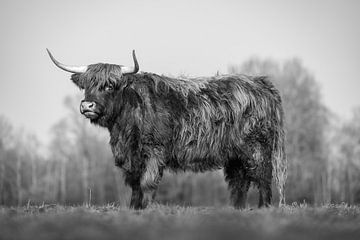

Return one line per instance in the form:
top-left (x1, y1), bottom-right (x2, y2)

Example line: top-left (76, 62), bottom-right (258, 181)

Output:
top-left (0, 58), bottom-right (359, 206)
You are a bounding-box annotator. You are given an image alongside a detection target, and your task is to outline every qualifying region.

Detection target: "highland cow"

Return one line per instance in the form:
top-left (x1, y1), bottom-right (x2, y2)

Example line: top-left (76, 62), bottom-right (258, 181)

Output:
top-left (47, 49), bottom-right (287, 209)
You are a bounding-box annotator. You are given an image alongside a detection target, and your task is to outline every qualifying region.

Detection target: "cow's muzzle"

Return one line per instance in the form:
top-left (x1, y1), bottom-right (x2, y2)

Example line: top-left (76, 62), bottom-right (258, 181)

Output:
top-left (80, 101), bottom-right (99, 119)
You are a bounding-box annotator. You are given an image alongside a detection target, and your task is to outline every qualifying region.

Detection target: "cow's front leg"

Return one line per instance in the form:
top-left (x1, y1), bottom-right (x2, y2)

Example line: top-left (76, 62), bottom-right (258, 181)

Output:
top-left (127, 146), bottom-right (165, 209)
top-left (129, 181), bottom-right (144, 209)
top-left (139, 147), bottom-right (165, 207)
top-left (128, 170), bottom-right (163, 210)
top-left (125, 173), bottom-right (145, 209)
top-left (142, 167), bottom-right (164, 206)
top-left (129, 172), bottom-right (163, 210)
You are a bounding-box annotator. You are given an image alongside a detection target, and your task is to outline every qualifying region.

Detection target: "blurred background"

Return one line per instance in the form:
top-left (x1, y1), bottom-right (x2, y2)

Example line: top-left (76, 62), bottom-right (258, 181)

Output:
top-left (0, 0), bottom-right (360, 206)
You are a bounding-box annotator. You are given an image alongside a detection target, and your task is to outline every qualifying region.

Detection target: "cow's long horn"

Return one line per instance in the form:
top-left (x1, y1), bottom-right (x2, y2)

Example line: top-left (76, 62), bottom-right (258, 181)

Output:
top-left (121, 50), bottom-right (139, 75)
top-left (46, 49), bottom-right (88, 74)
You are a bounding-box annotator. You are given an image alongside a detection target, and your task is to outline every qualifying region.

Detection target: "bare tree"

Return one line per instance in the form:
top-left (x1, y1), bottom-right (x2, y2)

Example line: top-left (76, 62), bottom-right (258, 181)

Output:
top-left (328, 108), bottom-right (360, 203)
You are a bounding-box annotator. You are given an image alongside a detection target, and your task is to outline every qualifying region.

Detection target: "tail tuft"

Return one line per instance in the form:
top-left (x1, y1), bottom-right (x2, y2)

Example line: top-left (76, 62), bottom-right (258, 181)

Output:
top-left (272, 108), bottom-right (287, 206)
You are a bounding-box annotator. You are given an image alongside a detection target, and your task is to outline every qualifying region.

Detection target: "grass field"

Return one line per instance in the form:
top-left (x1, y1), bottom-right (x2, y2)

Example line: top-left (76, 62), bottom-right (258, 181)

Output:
top-left (1, 203), bottom-right (360, 240)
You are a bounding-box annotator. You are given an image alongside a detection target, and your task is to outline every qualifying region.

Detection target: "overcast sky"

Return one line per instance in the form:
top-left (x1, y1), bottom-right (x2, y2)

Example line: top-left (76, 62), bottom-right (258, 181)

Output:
top-left (0, 0), bottom-right (359, 144)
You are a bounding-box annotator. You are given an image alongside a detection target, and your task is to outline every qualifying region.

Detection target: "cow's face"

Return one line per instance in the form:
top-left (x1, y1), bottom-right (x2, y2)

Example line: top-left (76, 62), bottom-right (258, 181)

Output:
top-left (47, 49), bottom-right (139, 127)
top-left (71, 65), bottom-right (122, 126)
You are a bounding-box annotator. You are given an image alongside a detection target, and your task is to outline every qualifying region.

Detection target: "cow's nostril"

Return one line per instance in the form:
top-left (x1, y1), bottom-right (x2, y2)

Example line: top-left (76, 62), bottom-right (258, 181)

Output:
top-left (80, 101), bottom-right (96, 113)
top-left (88, 102), bottom-right (95, 108)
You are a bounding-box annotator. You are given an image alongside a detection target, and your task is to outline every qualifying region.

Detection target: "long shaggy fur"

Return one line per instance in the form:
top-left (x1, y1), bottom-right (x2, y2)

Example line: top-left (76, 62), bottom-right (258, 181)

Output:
top-left (71, 64), bottom-right (287, 209)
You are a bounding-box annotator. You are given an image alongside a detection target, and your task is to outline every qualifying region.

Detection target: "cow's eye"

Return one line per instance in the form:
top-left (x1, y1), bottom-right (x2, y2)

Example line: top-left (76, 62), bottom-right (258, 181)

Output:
top-left (104, 85), bottom-right (114, 91)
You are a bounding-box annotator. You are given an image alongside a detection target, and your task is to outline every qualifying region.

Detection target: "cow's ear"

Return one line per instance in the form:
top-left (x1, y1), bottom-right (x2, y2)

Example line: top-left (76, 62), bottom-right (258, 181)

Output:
top-left (71, 73), bottom-right (84, 89)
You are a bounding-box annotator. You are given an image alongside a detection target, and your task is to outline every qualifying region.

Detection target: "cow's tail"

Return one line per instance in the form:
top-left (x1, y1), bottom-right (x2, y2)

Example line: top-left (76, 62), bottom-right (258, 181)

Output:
top-left (272, 107), bottom-right (287, 207)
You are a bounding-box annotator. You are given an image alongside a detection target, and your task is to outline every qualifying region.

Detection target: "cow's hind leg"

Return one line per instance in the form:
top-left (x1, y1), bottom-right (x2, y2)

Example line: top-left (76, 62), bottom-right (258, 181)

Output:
top-left (258, 180), bottom-right (272, 207)
top-left (224, 160), bottom-right (250, 209)
top-left (256, 142), bottom-right (273, 208)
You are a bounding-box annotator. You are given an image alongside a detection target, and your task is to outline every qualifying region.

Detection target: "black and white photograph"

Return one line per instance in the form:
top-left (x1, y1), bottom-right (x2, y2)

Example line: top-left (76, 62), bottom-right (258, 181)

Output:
top-left (0, 0), bottom-right (360, 239)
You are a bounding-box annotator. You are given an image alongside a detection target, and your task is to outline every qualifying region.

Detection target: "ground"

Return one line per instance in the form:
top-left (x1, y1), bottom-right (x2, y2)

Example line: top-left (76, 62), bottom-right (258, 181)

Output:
top-left (0, 204), bottom-right (360, 240)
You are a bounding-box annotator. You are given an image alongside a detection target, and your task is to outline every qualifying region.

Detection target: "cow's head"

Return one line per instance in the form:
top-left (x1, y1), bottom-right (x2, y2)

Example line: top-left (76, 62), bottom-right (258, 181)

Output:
top-left (47, 49), bottom-right (139, 127)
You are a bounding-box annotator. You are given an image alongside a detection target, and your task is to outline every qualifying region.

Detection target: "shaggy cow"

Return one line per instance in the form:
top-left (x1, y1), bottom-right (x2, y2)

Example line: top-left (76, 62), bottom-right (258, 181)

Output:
top-left (47, 49), bottom-right (287, 209)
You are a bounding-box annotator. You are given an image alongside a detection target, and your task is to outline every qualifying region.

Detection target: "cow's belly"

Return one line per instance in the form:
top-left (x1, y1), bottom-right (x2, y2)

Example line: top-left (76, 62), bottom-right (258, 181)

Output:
top-left (169, 144), bottom-right (226, 172)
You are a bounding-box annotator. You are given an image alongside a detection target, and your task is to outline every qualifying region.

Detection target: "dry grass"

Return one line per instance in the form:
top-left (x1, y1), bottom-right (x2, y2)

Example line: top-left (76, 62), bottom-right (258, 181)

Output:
top-left (1, 203), bottom-right (360, 240)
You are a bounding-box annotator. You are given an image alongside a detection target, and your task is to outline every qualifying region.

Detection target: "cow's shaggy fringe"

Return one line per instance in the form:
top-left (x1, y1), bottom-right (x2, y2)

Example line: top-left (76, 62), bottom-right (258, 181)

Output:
top-left (71, 64), bottom-right (287, 209)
